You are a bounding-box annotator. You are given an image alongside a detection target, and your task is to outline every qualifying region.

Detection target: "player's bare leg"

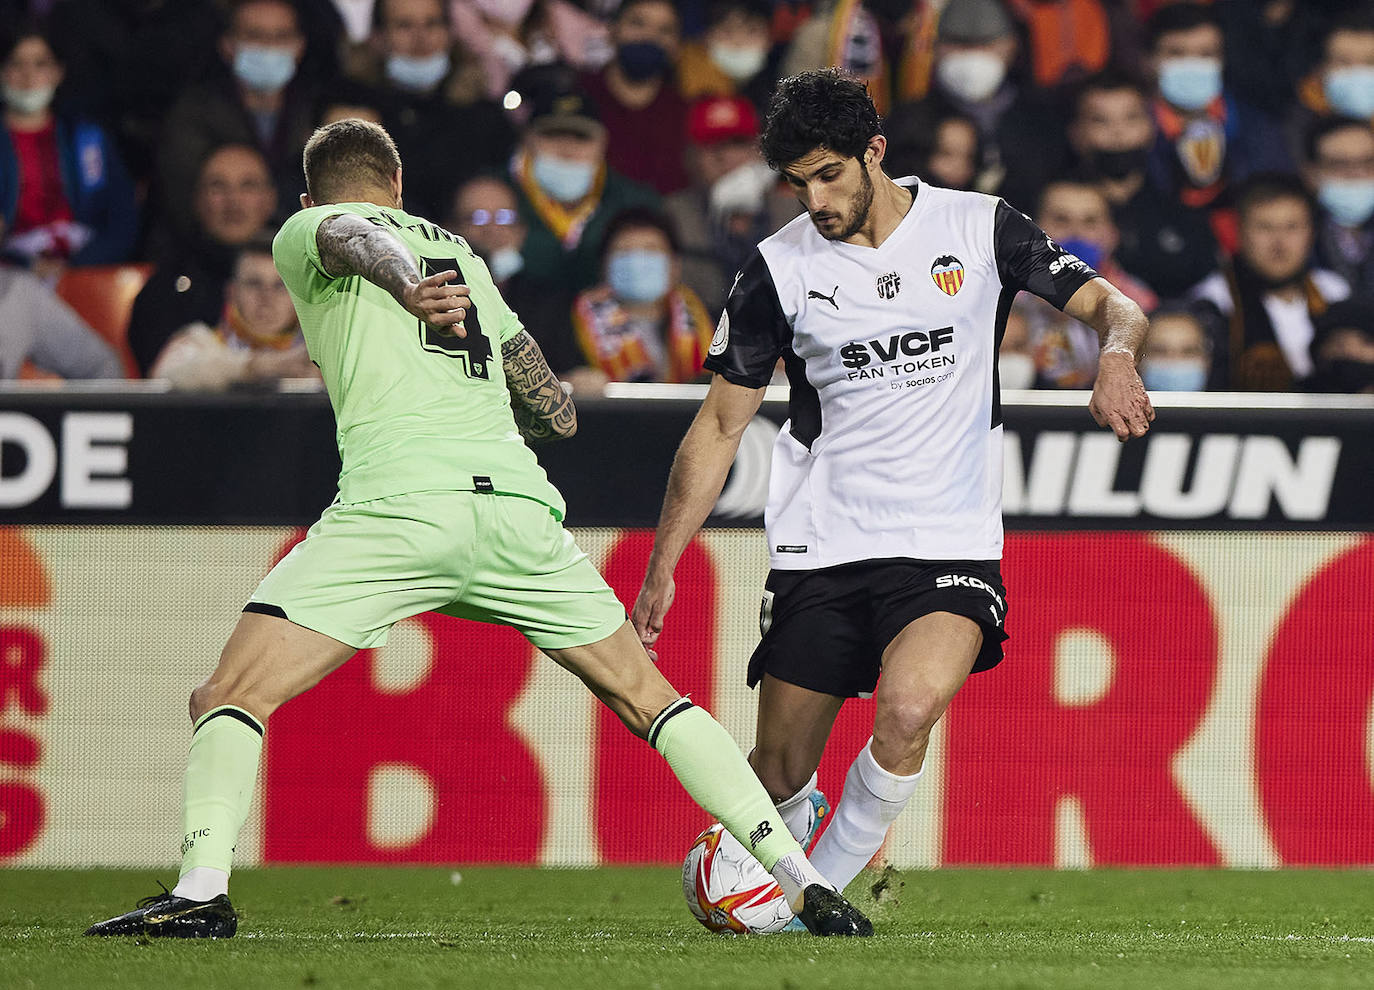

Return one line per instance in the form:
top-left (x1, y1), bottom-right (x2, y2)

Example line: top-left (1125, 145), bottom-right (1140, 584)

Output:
top-left (86, 613), bottom-right (357, 938)
top-left (750, 676), bottom-right (843, 842)
top-left (810, 612), bottom-right (981, 892)
top-left (545, 622), bottom-right (872, 935)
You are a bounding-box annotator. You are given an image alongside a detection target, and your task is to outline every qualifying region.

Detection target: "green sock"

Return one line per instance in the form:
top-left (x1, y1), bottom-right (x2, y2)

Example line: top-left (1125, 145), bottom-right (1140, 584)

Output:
top-left (178, 705), bottom-right (264, 880)
top-left (649, 699), bottom-right (801, 872)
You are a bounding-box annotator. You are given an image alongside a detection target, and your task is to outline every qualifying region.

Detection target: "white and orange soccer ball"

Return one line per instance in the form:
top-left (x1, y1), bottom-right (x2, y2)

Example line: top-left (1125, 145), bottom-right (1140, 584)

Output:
top-left (681, 823), bottom-right (794, 934)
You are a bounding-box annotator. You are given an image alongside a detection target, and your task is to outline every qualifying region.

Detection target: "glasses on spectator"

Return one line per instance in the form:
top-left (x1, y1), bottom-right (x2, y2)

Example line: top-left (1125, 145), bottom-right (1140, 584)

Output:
top-left (463, 209), bottom-right (520, 227)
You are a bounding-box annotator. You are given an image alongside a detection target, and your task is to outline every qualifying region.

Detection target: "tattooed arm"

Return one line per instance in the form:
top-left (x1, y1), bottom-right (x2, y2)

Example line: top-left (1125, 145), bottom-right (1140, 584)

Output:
top-left (315, 213), bottom-right (469, 332)
top-left (502, 329), bottom-right (577, 444)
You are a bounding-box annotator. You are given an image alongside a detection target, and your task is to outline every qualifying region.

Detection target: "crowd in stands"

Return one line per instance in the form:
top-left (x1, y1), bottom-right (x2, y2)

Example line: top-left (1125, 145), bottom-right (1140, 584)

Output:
top-left (1, 0), bottom-right (1373, 395)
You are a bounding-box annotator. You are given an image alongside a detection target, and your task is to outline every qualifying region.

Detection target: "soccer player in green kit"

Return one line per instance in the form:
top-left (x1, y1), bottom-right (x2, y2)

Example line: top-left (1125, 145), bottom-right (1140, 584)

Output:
top-left (85, 119), bottom-right (871, 939)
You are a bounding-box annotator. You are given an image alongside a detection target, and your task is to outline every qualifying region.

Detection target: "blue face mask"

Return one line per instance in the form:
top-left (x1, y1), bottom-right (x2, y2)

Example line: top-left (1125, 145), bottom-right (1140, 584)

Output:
top-left (1058, 237), bottom-right (1105, 272)
top-left (1141, 358), bottom-right (1208, 392)
top-left (233, 44), bottom-right (297, 92)
top-left (1157, 57), bottom-right (1222, 111)
top-left (1318, 178), bottom-right (1374, 227)
top-left (532, 154), bottom-right (597, 203)
top-left (608, 250), bottom-right (671, 303)
top-left (1324, 65), bottom-right (1374, 120)
top-left (386, 51), bottom-right (451, 92)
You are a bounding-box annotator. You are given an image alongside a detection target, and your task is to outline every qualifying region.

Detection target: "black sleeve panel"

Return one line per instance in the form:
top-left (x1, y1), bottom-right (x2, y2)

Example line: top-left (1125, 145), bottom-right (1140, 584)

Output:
top-left (702, 246), bottom-right (790, 388)
top-left (993, 199), bottom-right (1099, 311)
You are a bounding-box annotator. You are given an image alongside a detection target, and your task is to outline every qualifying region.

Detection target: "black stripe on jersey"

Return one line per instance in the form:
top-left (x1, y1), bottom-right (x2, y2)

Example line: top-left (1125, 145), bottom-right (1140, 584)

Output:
top-left (993, 199), bottom-right (1098, 310)
top-left (991, 286), bottom-right (1016, 429)
top-left (703, 247), bottom-right (790, 389)
top-left (782, 344), bottom-right (822, 450)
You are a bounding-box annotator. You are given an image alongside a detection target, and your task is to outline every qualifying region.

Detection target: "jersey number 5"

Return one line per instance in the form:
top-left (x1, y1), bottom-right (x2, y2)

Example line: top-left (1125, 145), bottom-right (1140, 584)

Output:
top-left (417, 255), bottom-right (492, 380)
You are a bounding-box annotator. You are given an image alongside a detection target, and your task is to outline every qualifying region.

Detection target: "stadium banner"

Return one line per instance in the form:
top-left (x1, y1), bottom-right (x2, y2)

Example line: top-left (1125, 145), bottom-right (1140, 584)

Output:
top-left (2, 525), bottom-right (1371, 869)
top-left (1, 391), bottom-right (1372, 529)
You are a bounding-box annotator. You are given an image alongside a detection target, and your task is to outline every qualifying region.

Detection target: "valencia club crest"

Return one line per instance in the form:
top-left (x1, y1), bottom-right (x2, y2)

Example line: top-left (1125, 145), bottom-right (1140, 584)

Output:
top-left (930, 255), bottom-right (964, 296)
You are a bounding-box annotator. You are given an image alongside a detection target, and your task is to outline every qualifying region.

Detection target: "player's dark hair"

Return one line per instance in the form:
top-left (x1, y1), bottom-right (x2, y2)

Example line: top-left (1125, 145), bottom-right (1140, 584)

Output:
top-left (760, 69), bottom-right (881, 171)
top-left (598, 206), bottom-right (681, 261)
top-left (1233, 171), bottom-right (1316, 224)
top-left (1304, 114), bottom-right (1374, 165)
top-left (1145, 2), bottom-right (1221, 52)
top-left (303, 119), bottom-right (402, 204)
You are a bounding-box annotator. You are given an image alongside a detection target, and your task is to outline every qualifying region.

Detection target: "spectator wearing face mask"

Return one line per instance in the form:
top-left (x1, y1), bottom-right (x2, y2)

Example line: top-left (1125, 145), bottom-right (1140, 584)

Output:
top-left (1015, 179), bottom-right (1157, 389)
top-left (156, 0), bottom-right (320, 247)
top-left (676, 0), bottom-right (779, 114)
top-left (578, 0), bottom-right (690, 195)
top-left (1068, 70), bottom-right (1217, 298)
top-left (449, 0), bottom-right (612, 103)
top-left (448, 172), bottom-right (581, 374)
top-left (663, 95), bottom-right (798, 315)
top-left (996, 303), bottom-right (1036, 391)
top-left (900, 0), bottom-right (1071, 213)
top-left (781, 0), bottom-right (939, 116)
top-left (129, 143), bottom-right (278, 375)
top-left (508, 75), bottom-right (659, 294)
top-left (1288, 12), bottom-right (1374, 164)
top-left (1304, 117), bottom-right (1374, 300)
top-left (148, 235), bottom-right (318, 390)
top-left (1190, 173), bottom-right (1350, 392)
top-left (1138, 306), bottom-right (1211, 393)
top-left (362, 0), bottom-right (514, 219)
top-left (567, 207), bottom-right (714, 395)
top-left (1306, 298), bottom-right (1374, 394)
top-left (0, 23), bottom-right (138, 281)
top-left (1144, 2), bottom-right (1290, 249)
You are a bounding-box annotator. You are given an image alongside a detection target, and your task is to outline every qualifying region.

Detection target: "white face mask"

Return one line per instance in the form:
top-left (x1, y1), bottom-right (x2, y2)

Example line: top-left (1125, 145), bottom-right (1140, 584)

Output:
top-left (485, 246), bottom-right (524, 282)
top-left (998, 352), bottom-right (1036, 390)
top-left (936, 50), bottom-right (1007, 104)
top-left (708, 42), bottom-right (768, 82)
top-left (3, 83), bottom-right (56, 115)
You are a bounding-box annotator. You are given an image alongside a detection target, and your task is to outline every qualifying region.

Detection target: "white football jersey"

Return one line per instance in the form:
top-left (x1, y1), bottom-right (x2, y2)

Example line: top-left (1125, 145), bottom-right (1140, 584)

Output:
top-left (705, 177), bottom-right (1098, 569)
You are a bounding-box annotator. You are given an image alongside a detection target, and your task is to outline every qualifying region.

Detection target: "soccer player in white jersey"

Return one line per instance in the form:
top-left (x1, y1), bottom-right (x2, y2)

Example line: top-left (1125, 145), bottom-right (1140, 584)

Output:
top-left (632, 70), bottom-right (1154, 899)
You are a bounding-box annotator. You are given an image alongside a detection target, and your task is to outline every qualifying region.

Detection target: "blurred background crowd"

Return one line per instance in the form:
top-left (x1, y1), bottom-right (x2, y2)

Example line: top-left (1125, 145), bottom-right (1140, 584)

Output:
top-left (2, 0), bottom-right (1373, 396)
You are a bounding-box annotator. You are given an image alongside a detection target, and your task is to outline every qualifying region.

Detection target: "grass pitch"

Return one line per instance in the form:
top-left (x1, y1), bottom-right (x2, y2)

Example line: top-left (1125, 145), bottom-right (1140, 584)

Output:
top-left (3, 867), bottom-right (1372, 989)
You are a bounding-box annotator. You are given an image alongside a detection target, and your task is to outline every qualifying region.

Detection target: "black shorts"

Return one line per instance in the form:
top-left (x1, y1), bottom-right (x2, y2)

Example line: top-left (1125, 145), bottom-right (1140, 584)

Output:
top-left (746, 558), bottom-right (1009, 699)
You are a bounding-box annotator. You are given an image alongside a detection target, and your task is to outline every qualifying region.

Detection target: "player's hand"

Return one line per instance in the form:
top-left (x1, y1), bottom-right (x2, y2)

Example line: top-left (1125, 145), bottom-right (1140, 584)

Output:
top-left (1089, 352), bottom-right (1154, 442)
top-left (631, 571), bottom-right (676, 655)
top-left (401, 270), bottom-right (470, 337)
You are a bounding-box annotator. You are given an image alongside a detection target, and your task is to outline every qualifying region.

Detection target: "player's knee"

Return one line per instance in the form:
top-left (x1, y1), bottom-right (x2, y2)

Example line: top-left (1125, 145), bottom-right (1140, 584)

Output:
top-left (873, 695), bottom-right (941, 751)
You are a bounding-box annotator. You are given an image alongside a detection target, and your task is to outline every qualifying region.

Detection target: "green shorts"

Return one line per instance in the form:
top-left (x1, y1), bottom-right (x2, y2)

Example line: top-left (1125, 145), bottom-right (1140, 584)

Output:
top-left (247, 490), bottom-right (627, 650)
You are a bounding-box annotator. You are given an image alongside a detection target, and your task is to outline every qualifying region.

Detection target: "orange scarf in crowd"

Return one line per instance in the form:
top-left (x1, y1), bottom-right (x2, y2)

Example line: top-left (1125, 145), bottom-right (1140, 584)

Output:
top-left (217, 302), bottom-right (301, 352)
top-left (824, 0), bottom-right (935, 115)
top-left (1005, 0), bottom-right (1109, 88)
top-left (513, 149), bottom-right (607, 249)
top-left (571, 284), bottom-right (714, 382)
top-left (1154, 96), bottom-right (1228, 209)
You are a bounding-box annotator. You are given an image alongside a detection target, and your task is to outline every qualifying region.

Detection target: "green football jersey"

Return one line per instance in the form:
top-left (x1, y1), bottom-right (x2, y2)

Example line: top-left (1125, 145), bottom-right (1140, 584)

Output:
top-left (272, 202), bottom-right (565, 518)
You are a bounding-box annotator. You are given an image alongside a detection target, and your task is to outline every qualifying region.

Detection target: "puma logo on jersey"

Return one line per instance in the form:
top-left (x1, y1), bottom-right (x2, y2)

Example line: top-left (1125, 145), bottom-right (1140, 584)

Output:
top-left (807, 285), bottom-right (840, 309)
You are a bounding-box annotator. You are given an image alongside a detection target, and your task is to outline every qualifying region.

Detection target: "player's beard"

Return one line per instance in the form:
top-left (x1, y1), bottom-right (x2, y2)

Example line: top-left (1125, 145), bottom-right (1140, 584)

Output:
top-left (812, 166), bottom-right (875, 241)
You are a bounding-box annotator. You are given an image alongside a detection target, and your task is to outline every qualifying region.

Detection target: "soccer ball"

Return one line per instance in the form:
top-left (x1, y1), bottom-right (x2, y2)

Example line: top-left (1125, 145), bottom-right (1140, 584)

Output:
top-left (681, 823), bottom-right (794, 934)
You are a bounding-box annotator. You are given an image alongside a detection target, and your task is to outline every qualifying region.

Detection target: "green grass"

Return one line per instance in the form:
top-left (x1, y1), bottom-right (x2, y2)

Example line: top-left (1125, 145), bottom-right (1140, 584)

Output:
top-left (3, 867), bottom-right (1373, 989)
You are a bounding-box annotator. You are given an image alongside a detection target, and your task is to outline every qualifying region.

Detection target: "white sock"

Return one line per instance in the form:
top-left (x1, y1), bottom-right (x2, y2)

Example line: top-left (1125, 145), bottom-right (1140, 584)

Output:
top-left (172, 866), bottom-right (229, 902)
top-left (775, 772), bottom-right (819, 842)
top-left (768, 850), bottom-right (833, 912)
top-left (810, 739), bottom-right (921, 893)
